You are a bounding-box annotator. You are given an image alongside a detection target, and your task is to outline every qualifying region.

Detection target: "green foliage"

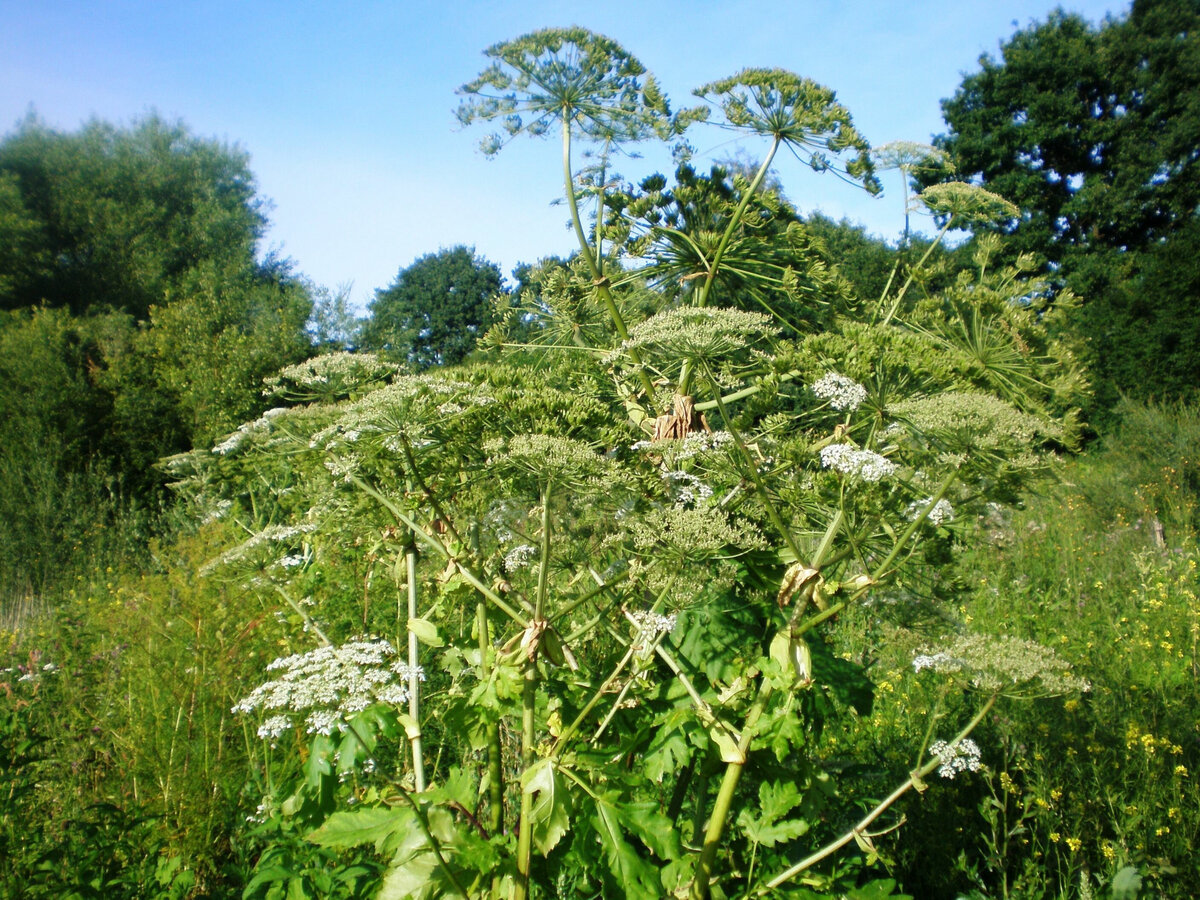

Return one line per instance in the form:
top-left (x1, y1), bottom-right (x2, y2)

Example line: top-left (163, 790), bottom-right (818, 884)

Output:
top-left (0, 114), bottom-right (314, 596)
top-left (0, 113), bottom-right (263, 318)
top-left (820, 400), bottom-right (1200, 899)
top-left (362, 247), bottom-right (502, 368)
top-left (21, 19), bottom-right (1199, 900)
top-left (148, 27), bottom-right (1099, 900)
top-left (1, 525), bottom-right (300, 897)
top-left (615, 163), bottom-right (861, 333)
top-left (928, 1), bottom-right (1200, 403)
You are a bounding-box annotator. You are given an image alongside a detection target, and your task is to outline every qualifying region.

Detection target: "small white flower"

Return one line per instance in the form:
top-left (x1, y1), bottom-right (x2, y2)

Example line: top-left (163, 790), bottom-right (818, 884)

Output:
top-left (503, 544), bottom-right (538, 572)
top-left (930, 738), bottom-right (982, 779)
top-left (820, 444), bottom-right (897, 482)
top-left (257, 715), bottom-right (293, 740)
top-left (907, 498), bottom-right (955, 526)
top-left (812, 373), bottom-right (868, 411)
top-left (629, 610), bottom-right (677, 638)
top-left (661, 470), bottom-right (713, 508)
top-left (913, 652), bottom-right (954, 673)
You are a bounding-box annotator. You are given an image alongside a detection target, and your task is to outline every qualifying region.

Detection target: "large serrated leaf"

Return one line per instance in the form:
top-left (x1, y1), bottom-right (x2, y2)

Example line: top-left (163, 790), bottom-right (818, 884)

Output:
top-left (592, 793), bottom-right (663, 900)
top-left (737, 781), bottom-right (810, 848)
top-left (616, 800), bottom-right (681, 862)
top-left (521, 757), bottom-right (573, 855)
top-left (307, 807), bottom-right (406, 852)
top-left (377, 850), bottom-right (438, 900)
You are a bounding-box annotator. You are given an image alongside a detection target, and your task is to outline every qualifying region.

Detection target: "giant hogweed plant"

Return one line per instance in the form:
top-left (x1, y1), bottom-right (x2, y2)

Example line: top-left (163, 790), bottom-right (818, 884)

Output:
top-left (173, 28), bottom-right (1091, 900)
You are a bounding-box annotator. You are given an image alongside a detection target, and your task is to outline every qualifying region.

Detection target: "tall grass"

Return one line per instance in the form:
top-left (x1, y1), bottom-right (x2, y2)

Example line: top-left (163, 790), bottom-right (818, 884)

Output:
top-left (4, 400), bottom-right (1199, 898)
top-left (825, 400), bottom-right (1200, 899)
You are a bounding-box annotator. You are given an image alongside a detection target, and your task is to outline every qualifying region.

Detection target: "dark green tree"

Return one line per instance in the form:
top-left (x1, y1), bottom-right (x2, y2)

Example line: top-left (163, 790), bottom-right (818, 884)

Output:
top-left (927, 0), bottom-right (1200, 401)
top-left (0, 113), bottom-right (264, 317)
top-left (362, 246), bottom-right (503, 367)
top-left (0, 114), bottom-right (313, 592)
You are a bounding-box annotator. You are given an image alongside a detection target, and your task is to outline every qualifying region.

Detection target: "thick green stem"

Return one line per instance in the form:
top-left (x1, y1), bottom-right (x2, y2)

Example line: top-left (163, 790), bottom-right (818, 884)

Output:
top-left (878, 216), bottom-right (955, 326)
top-left (477, 601), bottom-right (505, 838)
top-left (691, 686), bottom-right (773, 900)
top-left (559, 112), bottom-right (657, 409)
top-left (696, 136), bottom-right (782, 311)
top-left (593, 139), bottom-right (610, 270)
top-left (515, 485), bottom-right (553, 900)
top-left (678, 136), bottom-right (781, 396)
top-left (759, 694), bottom-right (998, 893)
top-left (707, 369), bottom-right (803, 562)
top-left (514, 655), bottom-right (538, 900)
top-left (405, 543), bottom-right (426, 792)
top-left (692, 370), bottom-right (802, 412)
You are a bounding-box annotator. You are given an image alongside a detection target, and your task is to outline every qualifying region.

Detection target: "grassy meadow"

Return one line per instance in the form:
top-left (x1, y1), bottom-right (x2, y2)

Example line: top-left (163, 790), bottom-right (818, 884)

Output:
top-left (2, 399), bottom-right (1196, 899)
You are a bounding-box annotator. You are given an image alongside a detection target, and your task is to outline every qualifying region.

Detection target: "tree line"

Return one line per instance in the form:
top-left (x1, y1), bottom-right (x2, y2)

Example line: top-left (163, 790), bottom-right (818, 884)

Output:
top-left (0, 0), bottom-right (1195, 595)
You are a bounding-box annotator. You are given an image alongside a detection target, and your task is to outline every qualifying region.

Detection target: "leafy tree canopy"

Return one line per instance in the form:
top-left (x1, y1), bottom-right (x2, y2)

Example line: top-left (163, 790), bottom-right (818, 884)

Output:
top-left (928, 1), bottom-right (1200, 261)
top-left (0, 112), bottom-right (265, 318)
top-left (926, 0), bottom-right (1200, 403)
top-left (362, 246), bottom-right (504, 368)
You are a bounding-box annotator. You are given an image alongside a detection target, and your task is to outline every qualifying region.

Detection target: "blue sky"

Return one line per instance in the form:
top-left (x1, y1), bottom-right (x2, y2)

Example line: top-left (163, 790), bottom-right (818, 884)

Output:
top-left (2, 0), bottom-right (1124, 309)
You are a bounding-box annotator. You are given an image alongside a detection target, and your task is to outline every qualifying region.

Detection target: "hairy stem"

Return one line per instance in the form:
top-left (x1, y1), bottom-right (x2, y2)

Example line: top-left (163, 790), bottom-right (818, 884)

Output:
top-left (476, 601), bottom-right (505, 838)
top-left (515, 485), bottom-right (553, 900)
top-left (678, 135), bottom-right (782, 396)
top-left (558, 112), bottom-right (659, 406)
top-left (691, 687), bottom-right (773, 900)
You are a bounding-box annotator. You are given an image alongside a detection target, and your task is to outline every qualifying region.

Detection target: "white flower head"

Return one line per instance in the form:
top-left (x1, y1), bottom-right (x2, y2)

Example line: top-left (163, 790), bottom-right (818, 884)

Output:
top-left (812, 373), bottom-right (868, 412)
top-left (930, 738), bottom-right (982, 779)
top-left (820, 443), bottom-right (897, 482)
top-left (503, 544), bottom-right (538, 572)
top-left (629, 609), bottom-right (678, 639)
top-left (233, 637), bottom-right (416, 739)
top-left (661, 470), bottom-right (713, 508)
top-left (906, 498), bottom-right (956, 526)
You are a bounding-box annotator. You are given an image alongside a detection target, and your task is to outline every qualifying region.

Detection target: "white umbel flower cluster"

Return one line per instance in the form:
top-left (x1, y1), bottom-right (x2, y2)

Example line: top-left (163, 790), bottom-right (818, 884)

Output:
top-left (503, 544), bottom-right (537, 572)
top-left (232, 637), bottom-right (425, 740)
top-left (820, 444), bottom-right (897, 482)
top-left (929, 738), bottom-right (982, 779)
top-left (907, 497), bottom-right (956, 526)
top-left (812, 373), bottom-right (868, 411)
top-left (629, 610), bottom-right (678, 638)
top-left (211, 407), bottom-right (288, 456)
top-left (661, 470), bottom-right (713, 508)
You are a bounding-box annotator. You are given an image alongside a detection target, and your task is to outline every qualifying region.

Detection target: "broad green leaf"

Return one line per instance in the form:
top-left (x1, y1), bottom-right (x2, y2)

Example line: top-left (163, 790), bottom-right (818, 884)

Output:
top-left (737, 781), bottom-right (810, 848)
top-left (378, 850), bottom-right (438, 900)
top-left (616, 800), bottom-right (681, 862)
top-left (1112, 866), bottom-right (1142, 900)
top-left (408, 617), bottom-right (444, 647)
top-left (521, 757), bottom-right (573, 854)
top-left (592, 792), bottom-right (663, 900)
top-left (307, 807), bottom-right (406, 852)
